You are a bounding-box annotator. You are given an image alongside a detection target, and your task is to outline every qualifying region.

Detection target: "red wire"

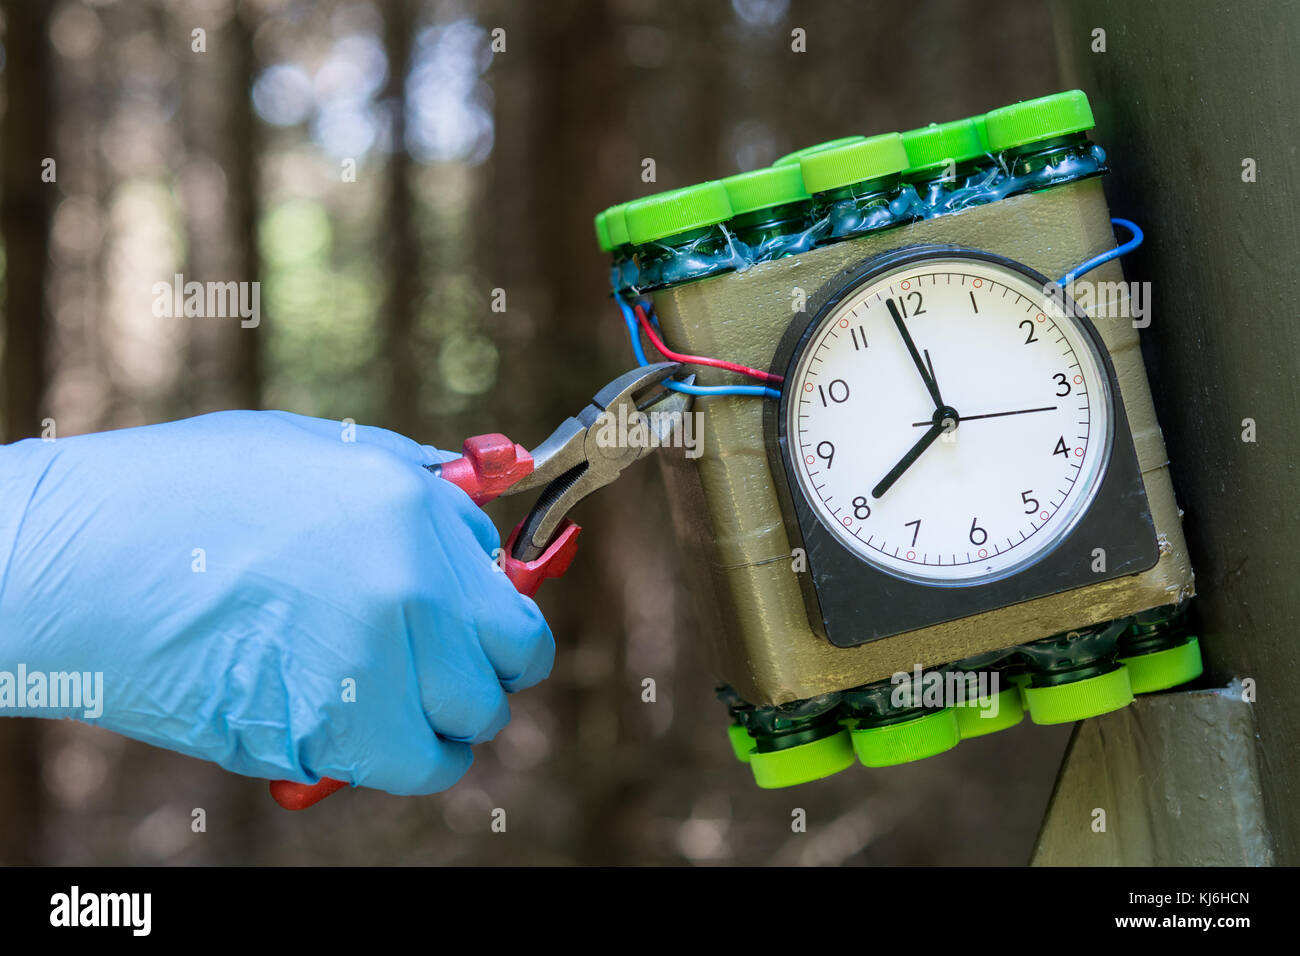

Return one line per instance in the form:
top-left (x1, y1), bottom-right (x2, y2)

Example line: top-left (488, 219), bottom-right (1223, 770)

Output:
top-left (633, 305), bottom-right (784, 385)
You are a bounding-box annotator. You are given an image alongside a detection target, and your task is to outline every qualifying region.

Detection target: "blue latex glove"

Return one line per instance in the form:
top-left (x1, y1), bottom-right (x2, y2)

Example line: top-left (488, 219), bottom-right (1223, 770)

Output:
top-left (0, 410), bottom-right (553, 795)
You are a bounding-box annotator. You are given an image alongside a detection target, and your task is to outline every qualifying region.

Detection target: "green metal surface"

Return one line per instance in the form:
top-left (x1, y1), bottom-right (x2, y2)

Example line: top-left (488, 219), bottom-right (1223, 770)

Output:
top-left (1053, 0), bottom-right (1299, 864)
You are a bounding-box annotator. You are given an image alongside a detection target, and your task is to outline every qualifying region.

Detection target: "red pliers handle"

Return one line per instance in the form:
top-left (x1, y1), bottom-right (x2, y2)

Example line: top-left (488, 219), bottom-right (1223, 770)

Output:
top-left (268, 434), bottom-right (581, 811)
top-left (425, 434), bottom-right (584, 597)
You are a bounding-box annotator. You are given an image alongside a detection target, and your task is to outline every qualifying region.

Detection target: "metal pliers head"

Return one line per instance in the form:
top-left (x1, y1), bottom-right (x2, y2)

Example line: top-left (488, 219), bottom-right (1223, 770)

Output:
top-left (509, 362), bottom-right (692, 560)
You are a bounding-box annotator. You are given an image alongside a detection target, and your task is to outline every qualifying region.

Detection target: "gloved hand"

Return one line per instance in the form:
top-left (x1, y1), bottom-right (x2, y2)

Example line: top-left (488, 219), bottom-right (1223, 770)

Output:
top-left (0, 410), bottom-right (553, 795)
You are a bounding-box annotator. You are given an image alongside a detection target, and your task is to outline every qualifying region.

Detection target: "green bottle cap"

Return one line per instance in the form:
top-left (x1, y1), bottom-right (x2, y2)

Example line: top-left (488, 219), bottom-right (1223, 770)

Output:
top-left (851, 709), bottom-right (959, 767)
top-left (727, 722), bottom-right (755, 764)
top-left (606, 203), bottom-right (631, 248)
top-left (798, 132), bottom-right (909, 195)
top-left (594, 210), bottom-right (614, 253)
top-left (954, 686), bottom-right (1025, 740)
top-left (902, 119), bottom-right (988, 177)
top-left (1120, 637), bottom-right (1203, 695)
top-left (984, 90), bottom-right (1095, 152)
top-left (971, 114), bottom-right (990, 151)
top-left (1024, 664), bottom-right (1133, 725)
top-left (624, 182), bottom-right (733, 246)
top-left (773, 135), bottom-right (866, 167)
top-left (748, 729), bottom-right (855, 789)
top-left (720, 165), bottom-right (810, 217)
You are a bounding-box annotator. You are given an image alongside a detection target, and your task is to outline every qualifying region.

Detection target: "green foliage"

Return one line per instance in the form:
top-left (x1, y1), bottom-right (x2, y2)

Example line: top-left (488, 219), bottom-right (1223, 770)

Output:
top-left (261, 199), bottom-right (383, 419)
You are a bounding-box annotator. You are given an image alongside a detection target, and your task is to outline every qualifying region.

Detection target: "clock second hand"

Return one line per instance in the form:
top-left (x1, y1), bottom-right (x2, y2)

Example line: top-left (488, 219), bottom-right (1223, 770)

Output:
top-left (909, 405), bottom-right (1058, 427)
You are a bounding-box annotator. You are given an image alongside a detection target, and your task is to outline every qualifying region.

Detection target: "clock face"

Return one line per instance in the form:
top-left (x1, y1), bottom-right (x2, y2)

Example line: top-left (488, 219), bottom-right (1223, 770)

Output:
top-left (784, 252), bottom-right (1115, 586)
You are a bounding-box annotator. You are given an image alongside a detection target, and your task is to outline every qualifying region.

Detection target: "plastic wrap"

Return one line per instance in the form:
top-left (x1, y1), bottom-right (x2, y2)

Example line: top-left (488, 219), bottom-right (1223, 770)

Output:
top-left (616, 145), bottom-right (1107, 293)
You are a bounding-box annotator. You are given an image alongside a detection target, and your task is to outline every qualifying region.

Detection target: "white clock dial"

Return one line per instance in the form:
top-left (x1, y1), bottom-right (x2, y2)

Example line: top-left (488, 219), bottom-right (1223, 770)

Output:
top-left (785, 254), bottom-right (1114, 585)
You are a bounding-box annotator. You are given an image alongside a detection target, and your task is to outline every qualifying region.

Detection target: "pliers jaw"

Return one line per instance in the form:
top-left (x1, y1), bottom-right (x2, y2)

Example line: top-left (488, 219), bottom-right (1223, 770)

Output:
top-left (509, 362), bottom-right (684, 493)
top-left (512, 362), bottom-right (692, 560)
top-left (425, 361), bottom-right (693, 560)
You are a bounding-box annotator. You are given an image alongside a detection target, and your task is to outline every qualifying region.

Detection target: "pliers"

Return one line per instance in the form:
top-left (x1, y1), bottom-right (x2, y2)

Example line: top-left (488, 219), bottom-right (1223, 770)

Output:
top-left (425, 361), bottom-right (692, 596)
top-left (271, 361), bottom-right (691, 809)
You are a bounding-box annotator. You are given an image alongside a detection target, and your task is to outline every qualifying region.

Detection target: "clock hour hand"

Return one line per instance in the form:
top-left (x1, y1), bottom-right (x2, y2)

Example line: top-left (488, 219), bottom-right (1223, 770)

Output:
top-left (887, 297), bottom-right (943, 409)
top-left (872, 408), bottom-right (955, 499)
top-left (923, 349), bottom-right (943, 407)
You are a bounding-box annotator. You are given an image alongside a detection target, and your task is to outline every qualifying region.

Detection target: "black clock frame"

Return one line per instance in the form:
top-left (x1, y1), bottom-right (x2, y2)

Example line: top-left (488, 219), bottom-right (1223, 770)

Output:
top-left (765, 244), bottom-right (1161, 648)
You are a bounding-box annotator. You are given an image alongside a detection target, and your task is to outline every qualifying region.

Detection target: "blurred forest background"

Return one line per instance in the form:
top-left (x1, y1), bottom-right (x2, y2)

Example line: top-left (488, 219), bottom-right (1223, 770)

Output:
top-left (0, 0), bottom-right (1078, 865)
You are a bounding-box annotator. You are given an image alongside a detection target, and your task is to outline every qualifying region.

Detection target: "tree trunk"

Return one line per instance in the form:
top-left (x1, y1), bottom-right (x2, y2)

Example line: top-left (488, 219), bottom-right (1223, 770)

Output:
top-left (382, 0), bottom-right (418, 436)
top-left (0, 0), bottom-right (54, 865)
top-left (180, 4), bottom-right (262, 414)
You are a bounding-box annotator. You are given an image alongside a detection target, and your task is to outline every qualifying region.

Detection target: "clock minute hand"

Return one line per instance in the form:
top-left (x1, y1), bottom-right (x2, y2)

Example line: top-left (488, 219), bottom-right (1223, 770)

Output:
top-left (872, 419), bottom-right (945, 500)
top-left (886, 297), bottom-right (943, 409)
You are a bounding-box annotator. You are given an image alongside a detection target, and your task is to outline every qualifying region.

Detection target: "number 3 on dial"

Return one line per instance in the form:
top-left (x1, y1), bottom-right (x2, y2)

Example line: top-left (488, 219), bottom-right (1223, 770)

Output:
top-left (783, 249), bottom-right (1115, 585)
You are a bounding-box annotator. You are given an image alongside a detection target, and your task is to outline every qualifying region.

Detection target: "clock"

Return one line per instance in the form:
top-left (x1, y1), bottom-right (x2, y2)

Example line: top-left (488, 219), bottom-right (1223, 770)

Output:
top-left (769, 245), bottom-right (1160, 647)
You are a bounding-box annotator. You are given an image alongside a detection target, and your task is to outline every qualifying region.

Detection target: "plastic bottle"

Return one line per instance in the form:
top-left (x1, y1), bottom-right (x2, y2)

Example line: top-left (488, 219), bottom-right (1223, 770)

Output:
top-left (736, 693), bottom-right (855, 788)
top-left (1117, 603), bottom-right (1203, 694)
top-left (840, 674), bottom-right (961, 768)
top-left (719, 164), bottom-right (814, 262)
top-left (797, 132), bottom-right (915, 244)
top-left (594, 202), bottom-right (639, 293)
top-left (1019, 618), bottom-right (1134, 725)
top-left (984, 89), bottom-right (1107, 200)
top-left (900, 117), bottom-right (999, 216)
top-left (622, 181), bottom-right (743, 290)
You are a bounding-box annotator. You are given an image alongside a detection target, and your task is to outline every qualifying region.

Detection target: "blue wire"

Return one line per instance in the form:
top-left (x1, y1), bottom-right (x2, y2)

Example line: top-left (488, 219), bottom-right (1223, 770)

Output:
top-left (1059, 218), bottom-right (1144, 286)
top-left (616, 296), bottom-right (781, 399)
top-left (615, 216), bottom-right (1143, 401)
